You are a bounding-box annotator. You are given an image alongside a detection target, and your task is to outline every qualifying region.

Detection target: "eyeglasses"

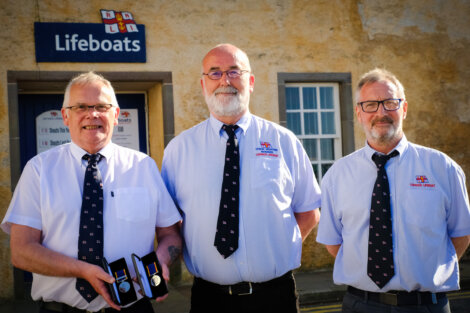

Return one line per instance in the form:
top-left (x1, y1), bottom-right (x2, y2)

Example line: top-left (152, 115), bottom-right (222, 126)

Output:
top-left (202, 69), bottom-right (249, 80)
top-left (65, 104), bottom-right (114, 113)
top-left (357, 99), bottom-right (403, 113)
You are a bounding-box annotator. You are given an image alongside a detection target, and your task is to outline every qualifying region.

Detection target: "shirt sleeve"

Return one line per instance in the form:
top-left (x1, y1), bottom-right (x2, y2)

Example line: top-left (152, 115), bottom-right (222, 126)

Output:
top-left (151, 157), bottom-right (181, 228)
top-left (446, 161), bottom-right (470, 238)
top-left (289, 137), bottom-right (321, 213)
top-left (1, 159), bottom-right (43, 234)
top-left (160, 143), bottom-right (177, 202)
top-left (316, 167), bottom-right (343, 245)
top-left (155, 144), bottom-right (182, 227)
top-left (134, 156), bottom-right (181, 227)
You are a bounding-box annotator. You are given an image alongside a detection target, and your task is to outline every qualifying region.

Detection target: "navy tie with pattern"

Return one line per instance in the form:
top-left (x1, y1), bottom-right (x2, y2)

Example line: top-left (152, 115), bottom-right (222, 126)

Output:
top-left (214, 125), bottom-right (240, 258)
top-left (367, 150), bottom-right (399, 289)
top-left (76, 153), bottom-right (104, 302)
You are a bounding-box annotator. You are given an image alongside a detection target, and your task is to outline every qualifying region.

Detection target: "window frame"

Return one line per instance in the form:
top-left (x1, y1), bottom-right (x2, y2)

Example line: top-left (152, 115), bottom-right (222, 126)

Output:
top-left (285, 83), bottom-right (342, 179)
top-left (278, 72), bottom-right (355, 176)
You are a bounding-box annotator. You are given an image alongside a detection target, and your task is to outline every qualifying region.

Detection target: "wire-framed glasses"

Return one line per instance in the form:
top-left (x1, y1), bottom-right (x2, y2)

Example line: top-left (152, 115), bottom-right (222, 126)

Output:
top-left (65, 104), bottom-right (114, 113)
top-left (202, 69), bottom-right (249, 80)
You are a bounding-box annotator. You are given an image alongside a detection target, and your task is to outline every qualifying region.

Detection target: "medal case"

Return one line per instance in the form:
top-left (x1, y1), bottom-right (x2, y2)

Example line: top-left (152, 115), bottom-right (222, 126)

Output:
top-left (102, 257), bottom-right (137, 305)
top-left (131, 252), bottom-right (168, 298)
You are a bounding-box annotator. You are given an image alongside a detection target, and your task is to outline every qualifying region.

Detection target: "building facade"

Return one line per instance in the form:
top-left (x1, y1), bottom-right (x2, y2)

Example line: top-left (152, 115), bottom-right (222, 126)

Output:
top-left (0, 0), bottom-right (469, 300)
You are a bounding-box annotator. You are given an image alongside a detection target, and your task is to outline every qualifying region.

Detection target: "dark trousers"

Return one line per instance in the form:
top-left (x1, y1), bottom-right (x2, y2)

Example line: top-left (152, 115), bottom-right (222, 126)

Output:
top-left (39, 297), bottom-right (154, 313)
top-left (189, 273), bottom-right (299, 313)
top-left (342, 291), bottom-right (451, 313)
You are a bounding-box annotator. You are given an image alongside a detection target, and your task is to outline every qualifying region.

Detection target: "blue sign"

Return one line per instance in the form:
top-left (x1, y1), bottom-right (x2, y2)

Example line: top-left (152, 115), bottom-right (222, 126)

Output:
top-left (34, 22), bottom-right (146, 63)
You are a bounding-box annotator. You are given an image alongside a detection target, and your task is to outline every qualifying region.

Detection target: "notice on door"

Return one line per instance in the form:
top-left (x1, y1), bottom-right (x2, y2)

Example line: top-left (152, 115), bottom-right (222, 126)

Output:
top-left (36, 110), bottom-right (71, 154)
top-left (36, 109), bottom-right (140, 154)
top-left (112, 109), bottom-right (140, 151)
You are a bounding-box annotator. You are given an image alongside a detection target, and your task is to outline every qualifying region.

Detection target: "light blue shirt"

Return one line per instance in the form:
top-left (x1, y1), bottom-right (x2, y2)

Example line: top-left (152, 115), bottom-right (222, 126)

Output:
top-left (161, 112), bottom-right (321, 284)
top-left (316, 136), bottom-right (470, 292)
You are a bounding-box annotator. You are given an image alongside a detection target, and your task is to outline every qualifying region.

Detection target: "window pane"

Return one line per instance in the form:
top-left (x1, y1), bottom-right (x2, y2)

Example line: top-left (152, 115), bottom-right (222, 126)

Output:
top-left (302, 87), bottom-right (317, 109)
top-left (304, 112), bottom-right (318, 134)
top-left (287, 112), bottom-right (301, 135)
top-left (321, 112), bottom-right (335, 134)
top-left (286, 87), bottom-right (300, 110)
top-left (312, 163), bottom-right (319, 181)
top-left (321, 163), bottom-right (333, 176)
top-left (320, 139), bottom-right (334, 160)
top-left (302, 139), bottom-right (317, 161)
top-left (320, 87), bottom-right (334, 109)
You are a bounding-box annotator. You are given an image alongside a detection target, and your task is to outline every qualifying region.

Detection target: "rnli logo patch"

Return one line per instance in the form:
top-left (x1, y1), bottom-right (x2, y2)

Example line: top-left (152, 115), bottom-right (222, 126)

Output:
top-left (410, 175), bottom-right (435, 188)
top-left (255, 141), bottom-right (278, 157)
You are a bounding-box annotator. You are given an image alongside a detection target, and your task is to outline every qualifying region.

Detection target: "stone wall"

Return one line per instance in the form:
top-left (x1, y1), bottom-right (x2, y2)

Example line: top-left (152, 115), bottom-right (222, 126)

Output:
top-left (0, 0), bottom-right (469, 299)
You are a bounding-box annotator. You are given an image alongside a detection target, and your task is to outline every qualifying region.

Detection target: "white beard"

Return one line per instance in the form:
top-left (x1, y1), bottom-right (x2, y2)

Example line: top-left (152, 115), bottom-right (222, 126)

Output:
top-left (205, 86), bottom-right (249, 117)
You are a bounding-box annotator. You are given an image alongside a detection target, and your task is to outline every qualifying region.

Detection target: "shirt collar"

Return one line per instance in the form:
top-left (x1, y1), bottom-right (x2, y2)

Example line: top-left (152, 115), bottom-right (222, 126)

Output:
top-left (209, 111), bottom-right (252, 138)
top-left (364, 135), bottom-right (409, 161)
top-left (69, 141), bottom-right (114, 163)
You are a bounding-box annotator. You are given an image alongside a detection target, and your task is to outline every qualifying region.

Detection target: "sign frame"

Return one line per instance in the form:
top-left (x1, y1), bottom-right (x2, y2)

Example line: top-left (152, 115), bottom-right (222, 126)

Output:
top-left (34, 22), bottom-right (146, 63)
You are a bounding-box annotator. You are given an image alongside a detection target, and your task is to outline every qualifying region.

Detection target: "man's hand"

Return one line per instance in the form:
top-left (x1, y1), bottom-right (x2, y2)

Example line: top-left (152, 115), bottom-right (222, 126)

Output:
top-left (80, 263), bottom-right (120, 310)
top-left (153, 261), bottom-right (170, 302)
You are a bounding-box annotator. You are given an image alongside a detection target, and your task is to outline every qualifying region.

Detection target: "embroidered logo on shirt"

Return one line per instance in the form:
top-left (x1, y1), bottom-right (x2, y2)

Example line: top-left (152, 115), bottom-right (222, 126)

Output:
top-left (255, 141), bottom-right (278, 157)
top-left (260, 142), bottom-right (271, 148)
top-left (410, 175), bottom-right (435, 188)
top-left (415, 175), bottom-right (429, 183)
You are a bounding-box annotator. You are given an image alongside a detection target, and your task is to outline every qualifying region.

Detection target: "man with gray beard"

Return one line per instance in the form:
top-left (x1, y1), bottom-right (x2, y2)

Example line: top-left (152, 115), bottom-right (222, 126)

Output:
top-left (161, 44), bottom-right (321, 313)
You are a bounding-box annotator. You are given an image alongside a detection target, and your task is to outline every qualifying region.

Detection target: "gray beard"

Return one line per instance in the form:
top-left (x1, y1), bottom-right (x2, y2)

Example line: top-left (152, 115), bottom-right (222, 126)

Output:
top-left (369, 117), bottom-right (401, 145)
top-left (205, 87), bottom-right (248, 117)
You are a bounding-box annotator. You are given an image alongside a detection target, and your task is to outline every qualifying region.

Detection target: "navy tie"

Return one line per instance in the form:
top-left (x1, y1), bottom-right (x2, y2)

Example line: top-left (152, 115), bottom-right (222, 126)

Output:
top-left (214, 125), bottom-right (240, 258)
top-left (76, 153), bottom-right (104, 302)
top-left (367, 150), bottom-right (399, 289)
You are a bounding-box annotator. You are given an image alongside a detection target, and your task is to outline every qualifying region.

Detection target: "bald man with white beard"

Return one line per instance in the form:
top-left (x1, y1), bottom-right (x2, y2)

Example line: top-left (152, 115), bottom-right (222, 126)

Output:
top-left (161, 44), bottom-right (321, 313)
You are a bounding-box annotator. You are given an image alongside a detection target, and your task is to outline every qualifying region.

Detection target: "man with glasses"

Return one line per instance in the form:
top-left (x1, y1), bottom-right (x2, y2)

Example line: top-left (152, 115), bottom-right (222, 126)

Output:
top-left (317, 68), bottom-right (470, 313)
top-left (161, 43), bottom-right (321, 313)
top-left (1, 72), bottom-right (182, 313)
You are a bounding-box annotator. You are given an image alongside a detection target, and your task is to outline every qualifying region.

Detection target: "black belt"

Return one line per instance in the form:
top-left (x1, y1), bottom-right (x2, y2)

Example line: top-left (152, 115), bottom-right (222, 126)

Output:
top-left (194, 271), bottom-right (293, 296)
top-left (347, 286), bottom-right (446, 306)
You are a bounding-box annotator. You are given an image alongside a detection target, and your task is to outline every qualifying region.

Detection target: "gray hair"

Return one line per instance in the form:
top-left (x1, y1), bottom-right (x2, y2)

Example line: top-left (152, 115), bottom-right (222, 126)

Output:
top-left (62, 71), bottom-right (118, 108)
top-left (356, 68), bottom-right (406, 103)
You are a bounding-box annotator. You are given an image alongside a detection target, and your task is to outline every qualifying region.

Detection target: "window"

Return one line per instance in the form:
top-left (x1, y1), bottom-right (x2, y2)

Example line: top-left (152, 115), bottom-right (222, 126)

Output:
top-left (278, 73), bottom-right (354, 182)
top-left (285, 83), bottom-right (341, 180)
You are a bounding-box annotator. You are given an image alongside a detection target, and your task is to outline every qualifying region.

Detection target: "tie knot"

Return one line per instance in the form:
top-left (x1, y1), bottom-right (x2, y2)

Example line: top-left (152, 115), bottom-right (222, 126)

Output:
top-left (372, 150), bottom-right (399, 168)
top-left (222, 124), bottom-right (239, 137)
top-left (83, 153), bottom-right (102, 165)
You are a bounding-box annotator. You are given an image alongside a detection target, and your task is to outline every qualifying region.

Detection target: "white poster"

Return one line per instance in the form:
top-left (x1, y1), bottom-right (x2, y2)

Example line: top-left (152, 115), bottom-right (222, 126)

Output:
top-left (35, 109), bottom-right (141, 154)
top-left (36, 110), bottom-right (71, 154)
top-left (112, 108), bottom-right (140, 151)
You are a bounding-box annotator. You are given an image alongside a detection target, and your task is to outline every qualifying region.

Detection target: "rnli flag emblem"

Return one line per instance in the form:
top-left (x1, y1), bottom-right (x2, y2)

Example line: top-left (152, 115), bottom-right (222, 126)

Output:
top-left (101, 9), bottom-right (138, 34)
top-left (415, 175), bottom-right (429, 183)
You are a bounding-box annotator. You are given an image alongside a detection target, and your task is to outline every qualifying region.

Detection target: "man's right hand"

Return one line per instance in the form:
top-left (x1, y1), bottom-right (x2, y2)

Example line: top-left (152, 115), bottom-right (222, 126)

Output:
top-left (80, 263), bottom-right (121, 310)
top-left (10, 224), bottom-right (121, 310)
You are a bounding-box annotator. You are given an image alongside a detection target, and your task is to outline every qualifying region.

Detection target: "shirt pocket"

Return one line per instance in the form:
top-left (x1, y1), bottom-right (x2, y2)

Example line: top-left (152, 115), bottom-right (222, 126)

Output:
top-left (402, 188), bottom-right (446, 233)
top-left (112, 187), bottom-right (151, 223)
top-left (250, 157), bottom-right (293, 193)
